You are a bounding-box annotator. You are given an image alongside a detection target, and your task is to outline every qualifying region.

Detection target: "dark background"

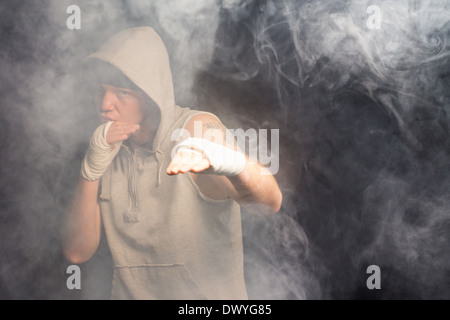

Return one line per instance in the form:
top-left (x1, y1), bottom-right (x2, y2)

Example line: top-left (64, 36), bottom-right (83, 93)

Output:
top-left (0, 0), bottom-right (449, 299)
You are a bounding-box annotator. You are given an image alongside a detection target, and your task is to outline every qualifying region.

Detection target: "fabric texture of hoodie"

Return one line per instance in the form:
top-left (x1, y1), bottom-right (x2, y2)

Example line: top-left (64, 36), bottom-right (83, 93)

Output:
top-left (84, 27), bottom-right (248, 300)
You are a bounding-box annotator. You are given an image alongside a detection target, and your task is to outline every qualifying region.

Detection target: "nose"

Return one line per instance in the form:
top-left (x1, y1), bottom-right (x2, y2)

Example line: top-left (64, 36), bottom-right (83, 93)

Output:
top-left (100, 89), bottom-right (116, 112)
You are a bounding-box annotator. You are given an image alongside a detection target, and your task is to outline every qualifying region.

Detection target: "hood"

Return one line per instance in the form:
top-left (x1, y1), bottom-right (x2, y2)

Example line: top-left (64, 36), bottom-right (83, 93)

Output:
top-left (84, 26), bottom-right (177, 151)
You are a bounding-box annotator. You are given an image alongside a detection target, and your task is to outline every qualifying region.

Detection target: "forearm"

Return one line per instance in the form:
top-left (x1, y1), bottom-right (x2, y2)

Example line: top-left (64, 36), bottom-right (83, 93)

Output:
top-left (62, 177), bottom-right (102, 264)
top-left (171, 113), bottom-right (282, 214)
top-left (62, 121), bottom-right (126, 263)
top-left (228, 161), bottom-right (282, 215)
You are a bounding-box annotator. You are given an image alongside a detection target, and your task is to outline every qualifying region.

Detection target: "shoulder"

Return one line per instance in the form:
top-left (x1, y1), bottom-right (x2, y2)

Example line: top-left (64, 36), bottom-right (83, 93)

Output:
top-left (185, 112), bottom-right (223, 128)
top-left (184, 112), bottom-right (227, 140)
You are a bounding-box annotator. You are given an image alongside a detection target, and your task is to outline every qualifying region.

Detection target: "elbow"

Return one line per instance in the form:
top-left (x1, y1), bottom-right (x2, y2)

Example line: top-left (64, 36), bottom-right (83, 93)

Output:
top-left (269, 188), bottom-right (283, 214)
top-left (261, 175), bottom-right (283, 215)
top-left (65, 256), bottom-right (87, 265)
top-left (63, 250), bottom-right (93, 265)
top-left (273, 199), bottom-right (282, 214)
top-left (62, 242), bottom-right (96, 265)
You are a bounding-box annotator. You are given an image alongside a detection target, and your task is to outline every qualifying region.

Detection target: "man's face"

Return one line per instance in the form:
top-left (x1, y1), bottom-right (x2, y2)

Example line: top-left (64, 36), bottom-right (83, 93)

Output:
top-left (95, 83), bottom-right (145, 125)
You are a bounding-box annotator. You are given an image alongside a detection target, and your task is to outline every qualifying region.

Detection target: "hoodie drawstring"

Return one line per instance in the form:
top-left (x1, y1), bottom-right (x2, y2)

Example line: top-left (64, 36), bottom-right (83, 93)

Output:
top-left (123, 147), bottom-right (139, 223)
top-left (153, 149), bottom-right (165, 187)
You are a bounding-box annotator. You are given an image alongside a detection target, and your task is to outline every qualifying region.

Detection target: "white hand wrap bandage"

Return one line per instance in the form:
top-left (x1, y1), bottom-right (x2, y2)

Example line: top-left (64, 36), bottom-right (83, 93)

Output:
top-left (173, 137), bottom-right (246, 176)
top-left (81, 121), bottom-right (122, 181)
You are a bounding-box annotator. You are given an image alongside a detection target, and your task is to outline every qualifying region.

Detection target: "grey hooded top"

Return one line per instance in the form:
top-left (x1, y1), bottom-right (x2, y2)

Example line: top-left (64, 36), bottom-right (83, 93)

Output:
top-left (85, 26), bottom-right (248, 300)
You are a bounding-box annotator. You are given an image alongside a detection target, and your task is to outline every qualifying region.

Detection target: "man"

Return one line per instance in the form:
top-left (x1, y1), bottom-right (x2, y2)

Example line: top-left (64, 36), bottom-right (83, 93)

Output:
top-left (62, 26), bottom-right (282, 299)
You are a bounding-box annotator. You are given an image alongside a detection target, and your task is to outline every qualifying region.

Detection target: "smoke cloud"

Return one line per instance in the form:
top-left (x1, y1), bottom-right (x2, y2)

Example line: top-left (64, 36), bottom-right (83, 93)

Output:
top-left (0, 0), bottom-right (449, 299)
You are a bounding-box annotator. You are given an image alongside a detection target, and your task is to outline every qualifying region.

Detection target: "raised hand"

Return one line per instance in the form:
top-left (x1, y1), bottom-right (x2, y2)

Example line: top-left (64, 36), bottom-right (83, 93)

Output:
top-left (105, 121), bottom-right (140, 145)
top-left (81, 121), bottom-right (138, 181)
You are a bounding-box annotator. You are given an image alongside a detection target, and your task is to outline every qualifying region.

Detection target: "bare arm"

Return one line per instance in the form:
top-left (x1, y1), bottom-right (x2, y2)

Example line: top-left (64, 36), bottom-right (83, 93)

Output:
top-left (62, 121), bottom-right (140, 263)
top-left (166, 114), bottom-right (282, 215)
top-left (62, 178), bottom-right (102, 264)
top-left (226, 160), bottom-right (282, 215)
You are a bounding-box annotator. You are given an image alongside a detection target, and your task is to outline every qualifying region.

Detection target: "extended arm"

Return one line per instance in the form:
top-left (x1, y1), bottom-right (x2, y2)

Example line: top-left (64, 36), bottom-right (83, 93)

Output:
top-left (166, 114), bottom-right (282, 215)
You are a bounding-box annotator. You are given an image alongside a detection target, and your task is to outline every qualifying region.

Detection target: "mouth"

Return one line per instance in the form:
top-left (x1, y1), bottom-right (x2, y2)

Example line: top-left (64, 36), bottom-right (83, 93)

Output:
top-left (100, 116), bottom-right (115, 123)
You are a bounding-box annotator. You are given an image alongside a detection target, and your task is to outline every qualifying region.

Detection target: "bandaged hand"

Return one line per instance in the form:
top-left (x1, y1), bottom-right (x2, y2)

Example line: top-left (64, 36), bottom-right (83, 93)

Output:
top-left (167, 138), bottom-right (246, 176)
top-left (81, 121), bottom-right (137, 181)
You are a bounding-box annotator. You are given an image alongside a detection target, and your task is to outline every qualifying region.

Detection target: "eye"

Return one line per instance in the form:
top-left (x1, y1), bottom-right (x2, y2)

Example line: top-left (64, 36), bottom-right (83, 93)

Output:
top-left (116, 89), bottom-right (131, 98)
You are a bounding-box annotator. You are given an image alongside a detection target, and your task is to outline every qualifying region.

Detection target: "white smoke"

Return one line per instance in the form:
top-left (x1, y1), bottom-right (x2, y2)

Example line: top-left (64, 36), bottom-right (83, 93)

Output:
top-left (1, 0), bottom-right (449, 300)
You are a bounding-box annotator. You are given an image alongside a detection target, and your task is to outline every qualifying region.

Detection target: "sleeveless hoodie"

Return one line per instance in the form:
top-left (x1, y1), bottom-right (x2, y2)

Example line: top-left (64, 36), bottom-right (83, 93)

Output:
top-left (85, 27), bottom-right (248, 300)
